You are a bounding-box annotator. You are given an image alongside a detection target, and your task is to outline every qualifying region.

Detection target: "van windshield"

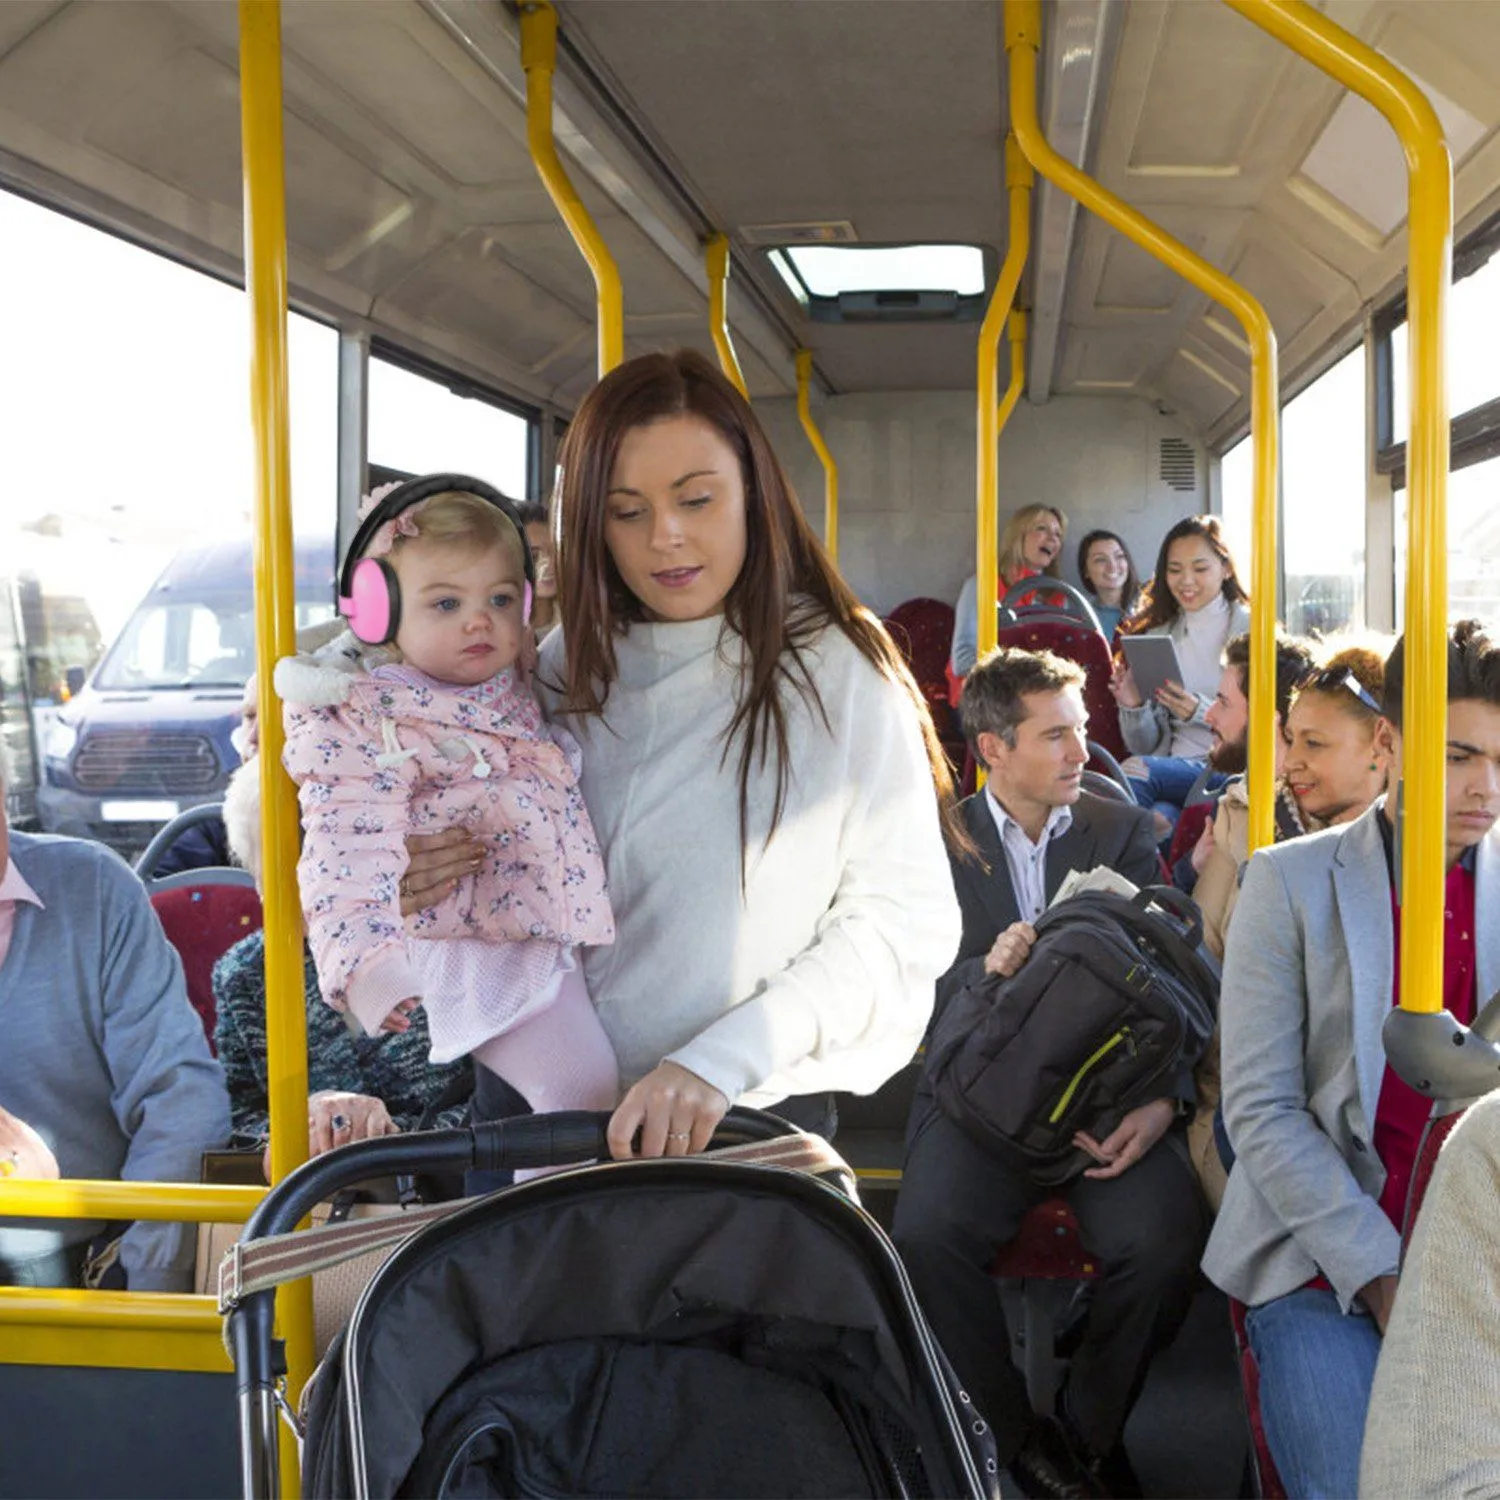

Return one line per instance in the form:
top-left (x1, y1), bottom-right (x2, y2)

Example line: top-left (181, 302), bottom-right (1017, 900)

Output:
top-left (94, 593), bottom-right (336, 691)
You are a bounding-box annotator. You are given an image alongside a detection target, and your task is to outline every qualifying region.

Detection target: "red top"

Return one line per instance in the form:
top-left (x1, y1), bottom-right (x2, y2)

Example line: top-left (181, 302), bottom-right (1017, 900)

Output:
top-left (1372, 861), bottom-right (1479, 1228)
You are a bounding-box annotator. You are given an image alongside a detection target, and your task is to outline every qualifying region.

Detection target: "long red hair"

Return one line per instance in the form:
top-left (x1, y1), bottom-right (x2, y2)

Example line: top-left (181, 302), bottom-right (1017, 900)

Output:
top-left (551, 349), bottom-right (964, 856)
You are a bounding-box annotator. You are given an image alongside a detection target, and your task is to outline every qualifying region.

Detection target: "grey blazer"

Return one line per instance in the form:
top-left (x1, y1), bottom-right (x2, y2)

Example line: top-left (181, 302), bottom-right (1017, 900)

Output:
top-left (1202, 802), bottom-right (1500, 1311)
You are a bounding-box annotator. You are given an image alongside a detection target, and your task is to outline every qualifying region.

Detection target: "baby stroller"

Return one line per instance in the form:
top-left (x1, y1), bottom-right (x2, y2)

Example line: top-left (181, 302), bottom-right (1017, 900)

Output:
top-left (223, 1109), bottom-right (999, 1499)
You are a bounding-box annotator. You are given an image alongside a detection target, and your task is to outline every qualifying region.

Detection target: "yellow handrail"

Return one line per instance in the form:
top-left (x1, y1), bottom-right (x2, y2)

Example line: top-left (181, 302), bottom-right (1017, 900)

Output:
top-left (706, 234), bottom-right (749, 398)
top-left (1220, 0), bottom-right (1450, 1009)
top-left (795, 350), bottom-right (839, 561)
top-left (0, 1180), bottom-right (262, 1221)
top-left (1007, 0), bottom-right (1281, 853)
top-left (520, 1), bottom-right (624, 377)
top-left (240, 0), bottom-right (315, 1480)
top-left (977, 134), bottom-right (1034, 665)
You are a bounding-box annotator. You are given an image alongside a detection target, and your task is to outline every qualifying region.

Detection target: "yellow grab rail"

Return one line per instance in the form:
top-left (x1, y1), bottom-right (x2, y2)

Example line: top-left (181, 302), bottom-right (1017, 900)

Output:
top-left (1007, 0), bottom-right (1281, 854)
top-left (240, 0), bottom-right (315, 1477)
top-left (997, 309), bottom-right (1028, 442)
top-left (0, 1179), bottom-right (262, 1222)
top-left (520, 1), bottom-right (623, 377)
top-left (795, 350), bottom-right (839, 561)
top-left (1221, 0), bottom-right (1450, 1009)
top-left (706, 234), bottom-right (749, 398)
top-left (977, 134), bottom-right (1034, 665)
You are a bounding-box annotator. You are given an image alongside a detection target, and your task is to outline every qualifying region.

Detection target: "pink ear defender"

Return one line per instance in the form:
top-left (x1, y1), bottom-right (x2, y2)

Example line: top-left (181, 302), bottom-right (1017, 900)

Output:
top-left (523, 579), bottom-right (534, 626)
top-left (340, 556), bottom-right (400, 645)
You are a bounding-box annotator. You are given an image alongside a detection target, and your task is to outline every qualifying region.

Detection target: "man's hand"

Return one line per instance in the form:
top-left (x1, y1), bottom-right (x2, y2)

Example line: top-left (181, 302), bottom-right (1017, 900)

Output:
top-left (0, 1106), bottom-right (59, 1180)
top-left (1359, 1273), bottom-right (1400, 1334)
top-left (984, 921), bottom-right (1037, 978)
top-left (1073, 1098), bottom-right (1175, 1180)
top-left (1109, 660), bottom-right (1143, 709)
top-left (399, 829), bottom-right (485, 916)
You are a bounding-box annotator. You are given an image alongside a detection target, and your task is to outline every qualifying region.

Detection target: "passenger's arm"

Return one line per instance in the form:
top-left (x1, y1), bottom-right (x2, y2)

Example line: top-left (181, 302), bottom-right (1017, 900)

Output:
top-left (211, 944), bottom-right (272, 1146)
top-left (96, 860), bottom-right (231, 1292)
top-left (282, 701), bottom-right (423, 1036)
top-left (666, 667), bottom-right (963, 1107)
top-left (950, 575), bottom-right (979, 678)
top-left (1219, 854), bottom-right (1401, 1308)
top-left (1117, 699), bottom-right (1170, 756)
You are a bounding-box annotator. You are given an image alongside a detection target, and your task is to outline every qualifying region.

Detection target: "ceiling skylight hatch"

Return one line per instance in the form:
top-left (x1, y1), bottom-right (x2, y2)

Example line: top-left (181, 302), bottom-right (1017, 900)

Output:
top-left (766, 243), bottom-right (990, 324)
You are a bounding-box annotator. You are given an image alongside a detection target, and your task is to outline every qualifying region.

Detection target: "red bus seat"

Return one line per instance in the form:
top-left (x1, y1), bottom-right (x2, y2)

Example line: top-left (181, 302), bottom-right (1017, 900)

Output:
top-left (996, 619), bottom-right (1124, 759)
top-left (1228, 1298), bottom-right (1288, 1499)
top-left (148, 870), bottom-right (264, 1052)
top-left (1167, 799), bottom-right (1215, 873)
top-left (990, 1199), bottom-right (1100, 1416)
top-left (884, 596), bottom-right (964, 769)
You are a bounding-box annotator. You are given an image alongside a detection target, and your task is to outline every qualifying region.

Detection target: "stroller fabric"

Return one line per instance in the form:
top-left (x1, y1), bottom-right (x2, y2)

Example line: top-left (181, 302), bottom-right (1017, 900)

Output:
top-left (300, 1162), bottom-right (996, 1499)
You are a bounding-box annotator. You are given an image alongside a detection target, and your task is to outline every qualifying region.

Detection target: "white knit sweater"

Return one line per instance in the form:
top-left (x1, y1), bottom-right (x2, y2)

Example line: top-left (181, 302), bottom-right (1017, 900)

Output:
top-left (536, 613), bottom-right (961, 1104)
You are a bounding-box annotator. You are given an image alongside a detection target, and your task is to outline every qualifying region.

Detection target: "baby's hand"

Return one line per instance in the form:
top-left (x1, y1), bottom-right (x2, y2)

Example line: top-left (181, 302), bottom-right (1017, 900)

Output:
top-left (379, 998), bottom-right (420, 1035)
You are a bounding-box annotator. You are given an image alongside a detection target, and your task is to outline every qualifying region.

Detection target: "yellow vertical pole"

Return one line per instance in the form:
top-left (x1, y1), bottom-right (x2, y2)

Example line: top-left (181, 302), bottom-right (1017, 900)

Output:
top-left (997, 311), bottom-right (1028, 455)
top-left (978, 135), bottom-right (1034, 665)
top-left (238, 1), bottom-right (313, 1484)
top-left (1006, 0), bottom-right (1280, 852)
top-left (706, 234), bottom-right (749, 398)
top-left (520, 1), bottom-right (623, 377)
top-left (795, 350), bottom-right (838, 560)
top-left (1221, 0), bottom-right (1451, 1010)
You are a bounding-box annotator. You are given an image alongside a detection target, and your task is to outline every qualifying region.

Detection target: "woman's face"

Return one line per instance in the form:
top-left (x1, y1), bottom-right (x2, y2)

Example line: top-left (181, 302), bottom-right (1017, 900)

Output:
top-left (1022, 513), bottom-right (1064, 572)
top-left (1283, 694), bottom-right (1384, 825)
top-left (604, 414), bottom-right (748, 623)
top-left (1084, 538), bottom-right (1130, 600)
top-left (1165, 535), bottom-right (1228, 613)
top-left (524, 521), bottom-right (556, 601)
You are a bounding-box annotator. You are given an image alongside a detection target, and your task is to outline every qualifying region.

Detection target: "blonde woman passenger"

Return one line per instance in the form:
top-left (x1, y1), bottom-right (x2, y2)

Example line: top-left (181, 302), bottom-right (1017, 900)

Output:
top-left (948, 504), bottom-right (1067, 705)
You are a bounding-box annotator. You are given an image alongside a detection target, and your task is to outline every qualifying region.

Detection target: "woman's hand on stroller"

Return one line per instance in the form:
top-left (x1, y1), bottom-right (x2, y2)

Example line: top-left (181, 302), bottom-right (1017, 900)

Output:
top-left (607, 1061), bottom-right (728, 1160)
top-left (260, 1091), bottom-right (399, 1179)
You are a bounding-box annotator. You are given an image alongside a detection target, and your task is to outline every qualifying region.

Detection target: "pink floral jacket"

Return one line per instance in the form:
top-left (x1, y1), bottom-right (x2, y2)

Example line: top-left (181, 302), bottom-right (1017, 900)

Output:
top-left (276, 633), bottom-right (613, 1033)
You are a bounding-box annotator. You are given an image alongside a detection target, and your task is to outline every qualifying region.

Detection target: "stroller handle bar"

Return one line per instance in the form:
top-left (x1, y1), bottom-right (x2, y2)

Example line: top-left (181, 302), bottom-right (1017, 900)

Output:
top-left (229, 1107), bottom-right (818, 1499)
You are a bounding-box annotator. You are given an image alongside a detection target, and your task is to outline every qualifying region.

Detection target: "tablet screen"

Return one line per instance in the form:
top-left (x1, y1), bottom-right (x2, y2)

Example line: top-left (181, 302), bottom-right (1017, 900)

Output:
top-left (1121, 635), bottom-right (1186, 704)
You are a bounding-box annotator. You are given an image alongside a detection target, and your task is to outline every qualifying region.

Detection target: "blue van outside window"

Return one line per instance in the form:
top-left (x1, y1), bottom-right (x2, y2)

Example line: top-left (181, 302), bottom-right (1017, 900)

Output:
top-left (39, 536), bottom-right (335, 858)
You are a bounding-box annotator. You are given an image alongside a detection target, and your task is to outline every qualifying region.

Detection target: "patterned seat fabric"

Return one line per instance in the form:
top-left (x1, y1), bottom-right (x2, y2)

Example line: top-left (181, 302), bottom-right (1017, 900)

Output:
top-left (990, 1199), bottom-right (1100, 1282)
top-left (149, 881), bottom-right (265, 1051)
top-left (996, 620), bottom-right (1125, 760)
top-left (884, 596), bottom-right (963, 769)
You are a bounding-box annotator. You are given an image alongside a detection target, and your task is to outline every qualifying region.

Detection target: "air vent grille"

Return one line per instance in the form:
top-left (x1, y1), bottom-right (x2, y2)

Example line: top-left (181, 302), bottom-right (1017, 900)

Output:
top-left (1159, 437), bottom-right (1198, 493)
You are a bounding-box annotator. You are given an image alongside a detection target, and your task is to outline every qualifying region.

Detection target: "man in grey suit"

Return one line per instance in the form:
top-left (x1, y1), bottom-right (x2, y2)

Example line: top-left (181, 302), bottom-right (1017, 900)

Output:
top-left (894, 648), bottom-right (1206, 1499)
top-left (1204, 619), bottom-right (1500, 1499)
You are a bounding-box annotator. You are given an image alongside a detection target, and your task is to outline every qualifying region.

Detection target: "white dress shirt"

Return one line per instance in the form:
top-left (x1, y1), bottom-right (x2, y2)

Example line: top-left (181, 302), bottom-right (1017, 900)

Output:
top-left (984, 789), bottom-right (1074, 923)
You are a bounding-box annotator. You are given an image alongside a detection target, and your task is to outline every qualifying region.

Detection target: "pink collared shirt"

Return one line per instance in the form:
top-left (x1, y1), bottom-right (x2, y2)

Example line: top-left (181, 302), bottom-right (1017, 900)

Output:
top-left (0, 856), bottom-right (45, 972)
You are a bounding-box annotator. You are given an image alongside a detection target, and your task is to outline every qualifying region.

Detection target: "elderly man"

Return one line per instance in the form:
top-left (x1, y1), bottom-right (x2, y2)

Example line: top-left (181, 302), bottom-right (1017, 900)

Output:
top-left (0, 762), bottom-right (230, 1290)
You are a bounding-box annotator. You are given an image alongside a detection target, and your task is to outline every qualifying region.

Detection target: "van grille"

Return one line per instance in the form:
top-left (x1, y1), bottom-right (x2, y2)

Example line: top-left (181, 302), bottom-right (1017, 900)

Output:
top-left (72, 732), bottom-right (222, 794)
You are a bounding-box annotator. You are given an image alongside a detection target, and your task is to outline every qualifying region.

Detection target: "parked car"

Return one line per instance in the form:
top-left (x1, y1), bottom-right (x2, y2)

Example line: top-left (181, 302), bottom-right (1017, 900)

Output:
top-left (38, 536), bottom-right (335, 857)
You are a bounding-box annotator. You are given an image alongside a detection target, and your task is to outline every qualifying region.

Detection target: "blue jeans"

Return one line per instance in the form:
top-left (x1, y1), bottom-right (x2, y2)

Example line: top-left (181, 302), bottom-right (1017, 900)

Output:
top-left (1244, 1287), bottom-right (1382, 1499)
top-left (1128, 755), bottom-right (1222, 827)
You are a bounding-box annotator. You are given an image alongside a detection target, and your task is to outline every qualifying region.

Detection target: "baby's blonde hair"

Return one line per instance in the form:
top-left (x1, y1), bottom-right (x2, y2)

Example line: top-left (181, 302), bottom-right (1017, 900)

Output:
top-left (391, 491), bottom-right (526, 579)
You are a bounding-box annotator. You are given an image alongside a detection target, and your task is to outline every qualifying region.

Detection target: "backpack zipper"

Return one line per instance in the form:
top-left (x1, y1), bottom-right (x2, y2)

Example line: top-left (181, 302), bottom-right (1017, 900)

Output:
top-left (1048, 1028), bottom-right (1134, 1124)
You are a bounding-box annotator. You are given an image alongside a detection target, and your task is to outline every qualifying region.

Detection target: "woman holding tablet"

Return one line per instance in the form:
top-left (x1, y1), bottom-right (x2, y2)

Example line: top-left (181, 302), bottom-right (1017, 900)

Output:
top-left (1109, 516), bottom-right (1250, 831)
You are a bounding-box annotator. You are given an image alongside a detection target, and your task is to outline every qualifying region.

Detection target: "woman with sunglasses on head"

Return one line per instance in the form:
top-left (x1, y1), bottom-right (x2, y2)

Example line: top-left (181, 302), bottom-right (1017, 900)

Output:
top-left (537, 349), bottom-right (962, 1161)
top-left (1281, 642), bottom-right (1393, 830)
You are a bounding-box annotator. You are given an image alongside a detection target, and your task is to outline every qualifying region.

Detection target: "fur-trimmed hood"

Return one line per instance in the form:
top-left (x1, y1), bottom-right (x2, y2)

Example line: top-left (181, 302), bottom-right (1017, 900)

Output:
top-left (273, 624), bottom-right (398, 709)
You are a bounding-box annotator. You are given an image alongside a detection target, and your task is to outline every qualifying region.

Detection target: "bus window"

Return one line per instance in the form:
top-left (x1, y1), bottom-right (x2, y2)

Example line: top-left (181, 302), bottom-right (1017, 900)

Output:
top-left (369, 353), bottom-right (532, 497)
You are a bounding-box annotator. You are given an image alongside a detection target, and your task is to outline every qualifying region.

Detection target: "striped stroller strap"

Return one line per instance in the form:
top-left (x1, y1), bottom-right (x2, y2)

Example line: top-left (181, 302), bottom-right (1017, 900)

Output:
top-left (217, 1132), bottom-right (852, 1314)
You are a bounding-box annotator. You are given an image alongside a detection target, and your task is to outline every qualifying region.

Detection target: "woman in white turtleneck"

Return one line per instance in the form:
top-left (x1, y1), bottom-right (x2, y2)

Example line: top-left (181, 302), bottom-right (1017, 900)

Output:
top-left (1108, 516), bottom-right (1250, 830)
top-left (535, 349), bottom-right (963, 1162)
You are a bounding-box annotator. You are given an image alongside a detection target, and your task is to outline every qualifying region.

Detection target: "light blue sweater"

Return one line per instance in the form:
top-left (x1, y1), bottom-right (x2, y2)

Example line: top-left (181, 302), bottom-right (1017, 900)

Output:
top-left (0, 832), bottom-right (230, 1290)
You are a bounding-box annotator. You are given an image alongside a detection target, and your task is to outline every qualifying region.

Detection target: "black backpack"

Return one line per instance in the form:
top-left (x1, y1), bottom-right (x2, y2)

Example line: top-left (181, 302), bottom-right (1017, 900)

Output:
top-left (926, 886), bottom-right (1219, 1186)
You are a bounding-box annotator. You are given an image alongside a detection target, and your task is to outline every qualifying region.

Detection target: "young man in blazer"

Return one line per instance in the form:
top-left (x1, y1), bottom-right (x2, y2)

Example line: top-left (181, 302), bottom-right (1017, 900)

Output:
top-left (1204, 619), bottom-right (1500, 1499)
top-left (894, 647), bottom-right (1206, 1499)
